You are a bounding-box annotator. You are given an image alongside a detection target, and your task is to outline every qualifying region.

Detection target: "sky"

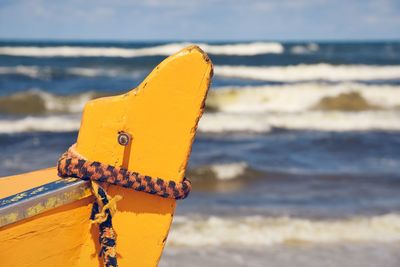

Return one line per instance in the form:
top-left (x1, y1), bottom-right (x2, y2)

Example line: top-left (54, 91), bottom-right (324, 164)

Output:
top-left (0, 0), bottom-right (399, 41)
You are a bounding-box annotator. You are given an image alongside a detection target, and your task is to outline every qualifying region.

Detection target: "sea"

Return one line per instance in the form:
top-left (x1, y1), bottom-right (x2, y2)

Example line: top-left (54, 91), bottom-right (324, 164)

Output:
top-left (0, 41), bottom-right (399, 267)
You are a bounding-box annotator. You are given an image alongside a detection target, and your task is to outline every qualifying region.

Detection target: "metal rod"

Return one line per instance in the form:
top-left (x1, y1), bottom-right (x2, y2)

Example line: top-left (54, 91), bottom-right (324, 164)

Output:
top-left (0, 178), bottom-right (92, 228)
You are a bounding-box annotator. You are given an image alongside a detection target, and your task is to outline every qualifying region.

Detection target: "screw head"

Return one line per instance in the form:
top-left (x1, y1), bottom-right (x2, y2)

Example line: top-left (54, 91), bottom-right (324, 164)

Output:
top-left (118, 132), bottom-right (131, 146)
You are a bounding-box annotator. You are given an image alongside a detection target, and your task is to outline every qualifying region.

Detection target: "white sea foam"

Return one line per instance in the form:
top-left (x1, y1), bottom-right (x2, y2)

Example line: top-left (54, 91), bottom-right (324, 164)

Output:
top-left (168, 214), bottom-right (400, 247)
top-left (290, 43), bottom-right (319, 54)
top-left (0, 115), bottom-right (80, 133)
top-left (199, 111), bottom-right (400, 133)
top-left (215, 64), bottom-right (400, 82)
top-left (0, 42), bottom-right (283, 57)
top-left (0, 65), bottom-right (145, 79)
top-left (39, 90), bottom-right (96, 113)
top-left (2, 109), bottom-right (398, 134)
top-left (65, 67), bottom-right (123, 77)
top-left (3, 64), bottom-right (399, 83)
top-left (210, 162), bottom-right (248, 180)
top-left (207, 83), bottom-right (400, 113)
top-left (199, 83), bottom-right (400, 133)
top-left (200, 42), bottom-right (283, 55)
top-left (0, 66), bottom-right (48, 79)
top-left (1, 83), bottom-right (400, 133)
top-left (0, 89), bottom-right (98, 114)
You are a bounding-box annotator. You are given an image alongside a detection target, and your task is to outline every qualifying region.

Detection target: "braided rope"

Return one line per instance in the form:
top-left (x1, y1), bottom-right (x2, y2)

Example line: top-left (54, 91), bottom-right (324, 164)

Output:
top-left (90, 183), bottom-right (118, 267)
top-left (57, 144), bottom-right (192, 200)
top-left (57, 143), bottom-right (192, 267)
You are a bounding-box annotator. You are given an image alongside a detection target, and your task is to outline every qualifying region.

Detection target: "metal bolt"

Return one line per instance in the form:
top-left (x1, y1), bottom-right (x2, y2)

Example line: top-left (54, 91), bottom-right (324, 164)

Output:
top-left (118, 132), bottom-right (131, 146)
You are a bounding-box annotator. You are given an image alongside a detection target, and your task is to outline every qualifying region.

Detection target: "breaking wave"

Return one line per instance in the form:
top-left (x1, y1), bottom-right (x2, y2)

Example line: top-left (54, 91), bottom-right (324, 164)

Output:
top-left (2, 111), bottom-right (399, 134)
top-left (290, 43), bottom-right (319, 54)
top-left (0, 66), bottom-right (145, 80)
top-left (3, 83), bottom-right (399, 115)
top-left (3, 64), bottom-right (400, 83)
top-left (1, 83), bottom-right (400, 133)
top-left (206, 83), bottom-right (400, 113)
top-left (0, 42), bottom-right (283, 57)
top-left (215, 64), bottom-right (400, 82)
top-left (168, 214), bottom-right (400, 247)
top-left (201, 83), bottom-right (400, 132)
top-left (189, 162), bottom-right (260, 181)
top-left (207, 162), bottom-right (248, 180)
top-left (0, 115), bottom-right (80, 133)
top-left (186, 162), bottom-right (265, 192)
top-left (200, 110), bottom-right (400, 133)
top-left (0, 89), bottom-right (102, 115)
top-left (0, 66), bottom-right (48, 79)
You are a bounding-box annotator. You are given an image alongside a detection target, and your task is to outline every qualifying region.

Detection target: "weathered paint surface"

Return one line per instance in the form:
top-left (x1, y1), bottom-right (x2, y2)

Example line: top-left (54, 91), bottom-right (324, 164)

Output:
top-left (0, 178), bottom-right (91, 227)
top-left (0, 46), bottom-right (212, 266)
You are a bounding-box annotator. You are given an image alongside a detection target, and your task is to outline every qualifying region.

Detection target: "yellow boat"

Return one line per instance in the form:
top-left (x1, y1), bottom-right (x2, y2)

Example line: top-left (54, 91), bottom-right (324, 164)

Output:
top-left (0, 45), bottom-right (213, 267)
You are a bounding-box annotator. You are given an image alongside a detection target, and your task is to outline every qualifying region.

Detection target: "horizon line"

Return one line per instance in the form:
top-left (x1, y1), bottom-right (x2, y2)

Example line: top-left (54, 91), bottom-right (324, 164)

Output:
top-left (0, 37), bottom-right (399, 43)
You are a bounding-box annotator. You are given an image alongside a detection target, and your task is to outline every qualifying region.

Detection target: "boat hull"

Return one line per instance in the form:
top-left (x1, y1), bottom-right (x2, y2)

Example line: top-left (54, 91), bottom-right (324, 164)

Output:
top-left (0, 46), bottom-right (213, 266)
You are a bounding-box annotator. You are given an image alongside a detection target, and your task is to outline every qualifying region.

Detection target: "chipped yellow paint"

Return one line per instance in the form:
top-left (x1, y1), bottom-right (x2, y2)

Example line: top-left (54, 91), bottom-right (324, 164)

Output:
top-left (1, 212), bottom-right (18, 224)
top-left (10, 192), bottom-right (27, 202)
top-left (30, 186), bottom-right (46, 194)
top-left (0, 46), bottom-right (212, 267)
top-left (26, 201), bottom-right (49, 216)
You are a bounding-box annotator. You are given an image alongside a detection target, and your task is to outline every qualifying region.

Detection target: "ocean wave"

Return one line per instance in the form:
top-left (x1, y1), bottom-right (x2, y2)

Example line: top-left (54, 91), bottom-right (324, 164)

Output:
top-left (189, 162), bottom-right (257, 181)
top-left (187, 162), bottom-right (265, 192)
top-left (208, 162), bottom-right (248, 180)
top-left (290, 43), bottom-right (319, 54)
top-left (1, 110), bottom-right (398, 134)
top-left (1, 83), bottom-right (400, 133)
top-left (168, 214), bottom-right (400, 247)
top-left (0, 42), bottom-right (283, 57)
top-left (199, 111), bottom-right (400, 133)
top-left (0, 115), bottom-right (80, 133)
top-left (0, 89), bottom-right (102, 115)
top-left (3, 63), bottom-right (399, 83)
top-left (207, 83), bottom-right (400, 113)
top-left (202, 83), bottom-right (400, 132)
top-left (214, 64), bottom-right (400, 82)
top-left (201, 42), bottom-right (283, 55)
top-left (0, 65), bottom-right (145, 79)
top-left (1, 83), bottom-right (398, 116)
top-left (65, 67), bottom-right (144, 78)
top-left (0, 66), bottom-right (49, 79)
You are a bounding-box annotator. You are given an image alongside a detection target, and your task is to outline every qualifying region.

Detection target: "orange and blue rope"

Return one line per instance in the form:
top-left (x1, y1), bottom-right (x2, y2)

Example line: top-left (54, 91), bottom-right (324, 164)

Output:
top-left (57, 144), bottom-right (191, 267)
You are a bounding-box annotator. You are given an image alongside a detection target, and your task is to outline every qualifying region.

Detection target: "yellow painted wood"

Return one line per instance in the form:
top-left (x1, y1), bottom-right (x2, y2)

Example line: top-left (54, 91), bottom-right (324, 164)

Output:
top-left (0, 167), bottom-right (59, 199)
top-left (0, 45), bottom-right (213, 267)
